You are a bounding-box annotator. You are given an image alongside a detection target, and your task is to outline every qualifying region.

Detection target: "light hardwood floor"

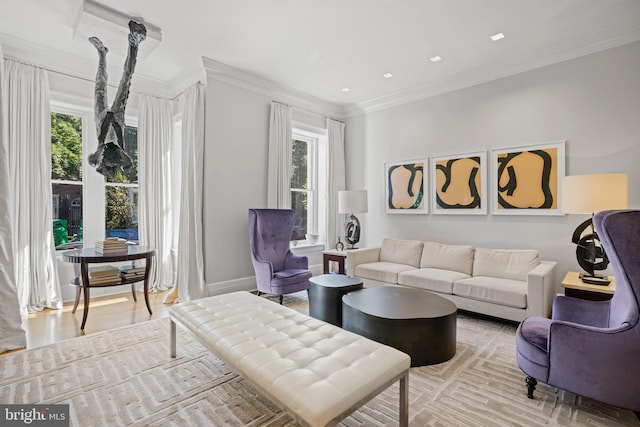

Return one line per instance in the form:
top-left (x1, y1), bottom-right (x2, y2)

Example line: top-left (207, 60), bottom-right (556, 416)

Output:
top-left (19, 290), bottom-right (173, 349)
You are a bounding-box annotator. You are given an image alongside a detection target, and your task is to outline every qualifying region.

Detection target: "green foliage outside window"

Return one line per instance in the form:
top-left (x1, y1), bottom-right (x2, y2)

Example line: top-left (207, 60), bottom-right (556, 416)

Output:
top-left (106, 171), bottom-right (137, 231)
top-left (51, 112), bottom-right (82, 181)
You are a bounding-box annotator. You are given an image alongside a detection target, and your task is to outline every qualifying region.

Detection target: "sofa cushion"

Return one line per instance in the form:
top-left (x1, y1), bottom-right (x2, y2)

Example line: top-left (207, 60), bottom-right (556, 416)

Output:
top-left (472, 248), bottom-right (540, 281)
top-left (453, 276), bottom-right (527, 308)
top-left (379, 239), bottom-right (424, 268)
top-left (398, 268), bottom-right (470, 294)
top-left (420, 242), bottom-right (474, 275)
top-left (355, 262), bottom-right (417, 284)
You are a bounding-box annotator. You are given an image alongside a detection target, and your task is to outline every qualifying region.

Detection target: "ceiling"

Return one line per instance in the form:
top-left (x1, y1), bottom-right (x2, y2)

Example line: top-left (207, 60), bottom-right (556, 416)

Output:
top-left (2, 0), bottom-right (640, 114)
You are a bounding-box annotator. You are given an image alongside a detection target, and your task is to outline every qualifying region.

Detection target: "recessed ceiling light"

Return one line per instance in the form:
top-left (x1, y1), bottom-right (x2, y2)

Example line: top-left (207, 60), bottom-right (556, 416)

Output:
top-left (430, 56), bottom-right (442, 63)
top-left (341, 87), bottom-right (351, 92)
top-left (491, 33), bottom-right (505, 41)
top-left (382, 73), bottom-right (393, 79)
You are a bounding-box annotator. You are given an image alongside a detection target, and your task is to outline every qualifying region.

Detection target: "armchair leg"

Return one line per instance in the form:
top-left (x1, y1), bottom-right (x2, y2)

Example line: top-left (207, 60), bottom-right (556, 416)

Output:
top-left (256, 291), bottom-right (261, 296)
top-left (526, 376), bottom-right (537, 399)
top-left (279, 295), bottom-right (284, 304)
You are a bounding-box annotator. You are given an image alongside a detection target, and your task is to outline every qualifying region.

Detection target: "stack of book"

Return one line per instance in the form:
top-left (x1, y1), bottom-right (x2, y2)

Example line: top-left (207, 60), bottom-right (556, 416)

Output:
top-left (88, 265), bottom-right (121, 285)
top-left (95, 238), bottom-right (128, 254)
top-left (119, 265), bottom-right (146, 281)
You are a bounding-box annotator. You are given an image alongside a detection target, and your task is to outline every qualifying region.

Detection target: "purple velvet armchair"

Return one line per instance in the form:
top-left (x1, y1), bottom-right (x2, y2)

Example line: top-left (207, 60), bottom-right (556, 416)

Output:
top-left (248, 209), bottom-right (311, 304)
top-left (516, 209), bottom-right (640, 414)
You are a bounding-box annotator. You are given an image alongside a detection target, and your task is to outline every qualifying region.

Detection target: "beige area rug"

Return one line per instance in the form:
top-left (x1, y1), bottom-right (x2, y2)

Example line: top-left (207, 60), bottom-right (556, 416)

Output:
top-left (1, 292), bottom-right (638, 427)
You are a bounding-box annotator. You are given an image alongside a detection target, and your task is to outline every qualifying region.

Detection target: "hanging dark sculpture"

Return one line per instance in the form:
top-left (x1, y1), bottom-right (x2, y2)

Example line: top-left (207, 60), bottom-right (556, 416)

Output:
top-left (88, 20), bottom-right (146, 177)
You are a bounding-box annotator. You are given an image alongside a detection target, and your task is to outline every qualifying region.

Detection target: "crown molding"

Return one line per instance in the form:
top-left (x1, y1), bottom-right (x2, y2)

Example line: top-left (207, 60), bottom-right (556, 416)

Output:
top-left (342, 31), bottom-right (640, 118)
top-left (202, 57), bottom-right (344, 120)
top-left (0, 32), bottom-right (175, 99)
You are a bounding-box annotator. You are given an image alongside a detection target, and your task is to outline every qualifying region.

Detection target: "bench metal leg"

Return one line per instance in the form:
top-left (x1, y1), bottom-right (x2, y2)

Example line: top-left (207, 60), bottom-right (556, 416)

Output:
top-left (170, 319), bottom-right (176, 358)
top-left (399, 371), bottom-right (408, 427)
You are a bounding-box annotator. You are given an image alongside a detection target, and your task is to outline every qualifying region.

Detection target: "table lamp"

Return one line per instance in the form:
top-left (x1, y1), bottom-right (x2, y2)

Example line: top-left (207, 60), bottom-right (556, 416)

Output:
top-left (338, 190), bottom-right (368, 249)
top-left (562, 173), bottom-right (628, 285)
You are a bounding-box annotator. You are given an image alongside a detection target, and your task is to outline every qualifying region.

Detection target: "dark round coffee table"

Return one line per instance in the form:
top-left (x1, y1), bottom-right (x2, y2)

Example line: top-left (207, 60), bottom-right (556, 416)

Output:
top-left (342, 286), bottom-right (457, 366)
top-left (308, 274), bottom-right (363, 326)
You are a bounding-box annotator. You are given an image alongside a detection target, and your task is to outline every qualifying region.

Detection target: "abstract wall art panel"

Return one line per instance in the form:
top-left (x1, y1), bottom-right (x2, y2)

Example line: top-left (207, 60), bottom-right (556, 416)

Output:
top-left (431, 151), bottom-right (487, 215)
top-left (491, 141), bottom-right (565, 215)
top-left (385, 158), bottom-right (428, 214)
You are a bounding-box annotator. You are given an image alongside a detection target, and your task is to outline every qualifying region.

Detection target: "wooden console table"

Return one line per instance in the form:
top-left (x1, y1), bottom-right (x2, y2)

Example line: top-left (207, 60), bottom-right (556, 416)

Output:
top-left (63, 246), bottom-right (156, 330)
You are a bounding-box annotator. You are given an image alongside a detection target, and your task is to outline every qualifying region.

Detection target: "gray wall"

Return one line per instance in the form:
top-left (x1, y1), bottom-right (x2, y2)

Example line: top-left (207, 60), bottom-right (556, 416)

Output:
top-left (203, 78), bottom-right (271, 290)
top-left (202, 77), bottom-right (327, 293)
top-left (344, 41), bottom-right (640, 287)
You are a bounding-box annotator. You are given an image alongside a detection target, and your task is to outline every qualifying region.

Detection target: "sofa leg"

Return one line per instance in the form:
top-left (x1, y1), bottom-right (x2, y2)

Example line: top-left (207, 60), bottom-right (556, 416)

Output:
top-left (279, 295), bottom-right (284, 304)
top-left (256, 291), bottom-right (261, 296)
top-left (526, 376), bottom-right (537, 399)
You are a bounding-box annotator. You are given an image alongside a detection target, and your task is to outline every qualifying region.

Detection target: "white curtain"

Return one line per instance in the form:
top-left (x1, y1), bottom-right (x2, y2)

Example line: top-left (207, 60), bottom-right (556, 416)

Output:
top-left (138, 95), bottom-right (175, 291)
top-left (0, 47), bottom-right (27, 352)
top-left (267, 101), bottom-right (292, 208)
top-left (168, 83), bottom-right (206, 302)
top-left (326, 118), bottom-right (346, 249)
top-left (5, 60), bottom-right (62, 316)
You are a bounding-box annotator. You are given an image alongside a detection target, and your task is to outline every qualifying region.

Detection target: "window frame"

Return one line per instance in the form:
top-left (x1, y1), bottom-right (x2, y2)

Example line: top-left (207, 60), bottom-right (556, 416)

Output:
top-left (291, 130), bottom-right (319, 243)
top-left (50, 100), bottom-right (139, 247)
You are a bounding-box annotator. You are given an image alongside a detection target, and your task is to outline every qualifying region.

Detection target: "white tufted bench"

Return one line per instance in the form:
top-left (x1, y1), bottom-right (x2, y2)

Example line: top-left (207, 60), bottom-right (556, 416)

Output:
top-left (169, 291), bottom-right (410, 427)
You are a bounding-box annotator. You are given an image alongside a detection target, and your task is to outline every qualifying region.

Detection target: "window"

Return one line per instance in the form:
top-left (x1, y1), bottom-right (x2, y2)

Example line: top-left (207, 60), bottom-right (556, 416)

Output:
top-left (105, 126), bottom-right (139, 242)
top-left (290, 132), bottom-right (321, 243)
top-left (51, 112), bottom-right (83, 246)
top-left (51, 107), bottom-right (139, 248)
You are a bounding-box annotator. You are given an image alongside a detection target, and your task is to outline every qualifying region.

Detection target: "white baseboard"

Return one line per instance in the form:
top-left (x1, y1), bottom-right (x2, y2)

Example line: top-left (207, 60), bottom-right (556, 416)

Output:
top-left (205, 264), bottom-right (323, 296)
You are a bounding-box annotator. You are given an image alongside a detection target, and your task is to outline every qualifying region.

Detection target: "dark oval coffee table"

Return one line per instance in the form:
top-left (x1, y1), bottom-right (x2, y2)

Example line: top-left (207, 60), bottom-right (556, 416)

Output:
top-left (342, 286), bottom-right (457, 366)
top-left (308, 274), bottom-right (363, 327)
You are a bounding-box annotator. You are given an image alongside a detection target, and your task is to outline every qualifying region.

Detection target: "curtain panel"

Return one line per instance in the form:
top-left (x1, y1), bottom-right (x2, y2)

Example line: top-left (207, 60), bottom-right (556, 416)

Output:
top-left (4, 60), bottom-right (62, 316)
top-left (267, 101), bottom-right (292, 209)
top-left (172, 83), bottom-right (206, 302)
top-left (0, 47), bottom-right (27, 352)
top-left (138, 94), bottom-right (175, 292)
top-left (326, 118), bottom-right (346, 250)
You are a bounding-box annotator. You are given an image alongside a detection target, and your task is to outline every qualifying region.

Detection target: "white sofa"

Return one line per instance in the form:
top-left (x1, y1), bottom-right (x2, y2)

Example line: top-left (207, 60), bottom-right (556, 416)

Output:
top-left (346, 238), bottom-right (557, 322)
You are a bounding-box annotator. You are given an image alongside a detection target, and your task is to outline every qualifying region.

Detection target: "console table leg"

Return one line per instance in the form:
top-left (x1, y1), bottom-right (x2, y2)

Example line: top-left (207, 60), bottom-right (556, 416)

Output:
top-left (143, 279), bottom-right (153, 315)
top-left (130, 284), bottom-right (137, 302)
top-left (81, 285), bottom-right (90, 330)
top-left (80, 262), bottom-right (90, 330)
top-left (72, 286), bottom-right (81, 314)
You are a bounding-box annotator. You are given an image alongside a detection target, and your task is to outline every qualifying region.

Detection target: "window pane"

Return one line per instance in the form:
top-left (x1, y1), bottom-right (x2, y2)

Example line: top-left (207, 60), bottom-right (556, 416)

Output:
top-left (291, 139), bottom-right (308, 190)
top-left (52, 183), bottom-right (83, 245)
top-left (107, 125), bottom-right (138, 184)
top-left (291, 191), bottom-right (308, 240)
top-left (105, 185), bottom-right (139, 242)
top-left (51, 112), bottom-right (82, 181)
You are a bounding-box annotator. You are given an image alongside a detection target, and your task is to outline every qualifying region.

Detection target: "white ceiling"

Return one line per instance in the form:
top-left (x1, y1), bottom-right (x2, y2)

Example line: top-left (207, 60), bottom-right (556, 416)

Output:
top-left (2, 0), bottom-right (640, 113)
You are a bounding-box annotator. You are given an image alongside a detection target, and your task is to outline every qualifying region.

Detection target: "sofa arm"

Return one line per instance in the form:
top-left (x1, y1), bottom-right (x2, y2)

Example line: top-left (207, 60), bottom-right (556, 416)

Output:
top-left (526, 260), bottom-right (557, 318)
top-left (346, 247), bottom-right (381, 277)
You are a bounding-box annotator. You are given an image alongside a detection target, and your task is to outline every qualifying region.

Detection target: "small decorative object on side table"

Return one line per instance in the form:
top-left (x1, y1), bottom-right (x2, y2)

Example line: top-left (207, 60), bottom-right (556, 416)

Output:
top-left (562, 271), bottom-right (615, 301)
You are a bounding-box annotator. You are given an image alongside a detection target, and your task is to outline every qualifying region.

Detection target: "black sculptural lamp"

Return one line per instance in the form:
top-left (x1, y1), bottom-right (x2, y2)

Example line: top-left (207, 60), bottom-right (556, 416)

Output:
top-left (338, 190), bottom-right (368, 249)
top-left (562, 173), bottom-right (628, 285)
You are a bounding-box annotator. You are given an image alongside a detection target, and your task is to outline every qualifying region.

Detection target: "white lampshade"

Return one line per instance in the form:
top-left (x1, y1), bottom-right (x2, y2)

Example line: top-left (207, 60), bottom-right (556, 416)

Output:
top-left (562, 173), bottom-right (629, 214)
top-left (338, 190), bottom-right (368, 214)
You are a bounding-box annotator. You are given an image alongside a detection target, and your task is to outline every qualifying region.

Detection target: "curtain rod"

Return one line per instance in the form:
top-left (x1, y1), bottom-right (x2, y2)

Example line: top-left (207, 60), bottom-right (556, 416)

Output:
top-left (4, 57), bottom-right (179, 101)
